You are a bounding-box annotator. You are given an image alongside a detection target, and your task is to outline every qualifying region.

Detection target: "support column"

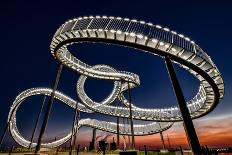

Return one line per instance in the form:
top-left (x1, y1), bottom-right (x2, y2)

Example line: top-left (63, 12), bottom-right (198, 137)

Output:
top-left (158, 123), bottom-right (165, 150)
top-left (29, 96), bottom-right (47, 149)
top-left (128, 82), bottom-right (135, 150)
top-left (89, 128), bottom-right (96, 151)
top-left (0, 107), bottom-right (15, 146)
top-left (116, 98), bottom-right (120, 149)
top-left (167, 134), bottom-right (171, 149)
top-left (69, 102), bottom-right (80, 155)
top-left (122, 118), bottom-right (126, 151)
top-left (164, 56), bottom-right (201, 154)
top-left (35, 64), bottom-right (63, 154)
top-left (73, 109), bottom-right (80, 151)
top-left (116, 116), bottom-right (120, 149)
top-left (126, 118), bottom-right (131, 149)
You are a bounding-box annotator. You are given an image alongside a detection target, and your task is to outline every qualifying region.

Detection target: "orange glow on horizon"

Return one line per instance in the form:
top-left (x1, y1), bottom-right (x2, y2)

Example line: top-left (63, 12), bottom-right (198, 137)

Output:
top-left (75, 113), bottom-right (232, 149)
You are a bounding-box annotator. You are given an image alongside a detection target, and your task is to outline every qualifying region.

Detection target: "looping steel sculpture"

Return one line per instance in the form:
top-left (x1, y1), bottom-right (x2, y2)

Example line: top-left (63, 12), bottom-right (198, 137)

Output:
top-left (8, 15), bottom-right (224, 148)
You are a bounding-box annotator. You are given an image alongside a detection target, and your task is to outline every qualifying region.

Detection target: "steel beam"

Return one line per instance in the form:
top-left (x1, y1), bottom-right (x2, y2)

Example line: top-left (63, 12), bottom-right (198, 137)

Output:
top-left (29, 96), bottom-right (46, 149)
top-left (35, 64), bottom-right (63, 153)
top-left (164, 56), bottom-right (201, 154)
top-left (128, 82), bottom-right (135, 150)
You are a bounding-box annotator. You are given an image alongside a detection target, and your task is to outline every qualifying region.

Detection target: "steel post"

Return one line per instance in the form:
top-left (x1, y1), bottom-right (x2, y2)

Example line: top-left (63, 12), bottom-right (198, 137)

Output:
top-left (128, 82), bottom-right (135, 150)
top-left (164, 56), bottom-right (201, 154)
top-left (35, 64), bottom-right (63, 154)
top-left (29, 96), bottom-right (46, 149)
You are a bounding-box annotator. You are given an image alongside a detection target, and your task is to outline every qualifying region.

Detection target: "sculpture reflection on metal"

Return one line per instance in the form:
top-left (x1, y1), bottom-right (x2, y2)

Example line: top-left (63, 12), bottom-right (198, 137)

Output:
top-left (7, 15), bottom-right (224, 148)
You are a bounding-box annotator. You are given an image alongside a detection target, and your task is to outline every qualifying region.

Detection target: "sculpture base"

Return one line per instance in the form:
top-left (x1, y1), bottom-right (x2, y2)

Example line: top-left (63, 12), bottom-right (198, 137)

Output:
top-left (120, 150), bottom-right (137, 155)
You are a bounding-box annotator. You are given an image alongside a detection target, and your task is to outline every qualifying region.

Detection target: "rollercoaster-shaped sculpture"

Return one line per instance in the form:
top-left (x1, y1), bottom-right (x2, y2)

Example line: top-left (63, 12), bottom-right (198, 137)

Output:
top-left (8, 15), bottom-right (224, 148)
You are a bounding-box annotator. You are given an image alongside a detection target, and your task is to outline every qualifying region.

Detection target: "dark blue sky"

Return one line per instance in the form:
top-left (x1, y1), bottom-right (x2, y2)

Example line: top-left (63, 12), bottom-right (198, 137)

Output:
top-left (0, 0), bottom-right (232, 147)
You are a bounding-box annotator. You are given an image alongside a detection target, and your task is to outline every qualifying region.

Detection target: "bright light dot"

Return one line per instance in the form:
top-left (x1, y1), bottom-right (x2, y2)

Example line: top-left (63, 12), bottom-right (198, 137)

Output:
top-left (152, 39), bottom-right (158, 43)
top-left (116, 17), bottom-right (122, 20)
top-left (171, 48), bottom-right (176, 52)
top-left (179, 34), bottom-right (184, 38)
top-left (102, 15), bottom-right (107, 18)
top-left (171, 31), bottom-right (177, 35)
top-left (140, 21), bottom-right (145, 24)
top-left (147, 23), bottom-right (153, 26)
top-left (156, 25), bottom-right (162, 29)
top-left (185, 37), bottom-right (190, 41)
top-left (131, 19), bottom-right (137, 22)
top-left (83, 16), bottom-right (88, 19)
top-left (124, 18), bottom-right (130, 21)
top-left (96, 15), bottom-right (101, 18)
top-left (109, 16), bottom-right (114, 19)
top-left (165, 44), bottom-right (169, 48)
top-left (130, 32), bottom-right (136, 37)
top-left (159, 42), bottom-right (164, 46)
top-left (163, 27), bottom-right (170, 31)
top-left (116, 30), bottom-right (122, 34)
top-left (125, 32), bottom-right (129, 35)
top-left (137, 34), bottom-right (143, 39)
top-left (110, 29), bottom-right (116, 33)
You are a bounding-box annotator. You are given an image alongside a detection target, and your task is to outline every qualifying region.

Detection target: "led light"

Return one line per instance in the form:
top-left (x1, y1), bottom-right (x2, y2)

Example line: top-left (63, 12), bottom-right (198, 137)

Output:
top-left (131, 19), bottom-right (137, 22)
top-left (124, 18), bottom-right (130, 21)
top-left (140, 21), bottom-right (145, 24)
top-left (171, 31), bottom-right (177, 35)
top-left (159, 42), bottom-right (164, 46)
top-left (156, 25), bottom-right (162, 29)
top-left (130, 32), bottom-right (136, 37)
top-left (110, 29), bottom-right (116, 33)
top-left (163, 27), bottom-right (170, 31)
top-left (137, 34), bottom-right (143, 39)
top-left (185, 37), bottom-right (190, 41)
top-left (152, 39), bottom-right (158, 43)
top-left (178, 34), bottom-right (184, 38)
top-left (116, 17), bottom-right (122, 20)
top-left (171, 48), bottom-right (176, 52)
top-left (116, 30), bottom-right (122, 34)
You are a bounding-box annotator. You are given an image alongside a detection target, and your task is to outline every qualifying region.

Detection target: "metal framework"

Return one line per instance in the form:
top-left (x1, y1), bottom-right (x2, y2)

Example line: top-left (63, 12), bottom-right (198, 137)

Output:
top-left (7, 15), bottom-right (224, 149)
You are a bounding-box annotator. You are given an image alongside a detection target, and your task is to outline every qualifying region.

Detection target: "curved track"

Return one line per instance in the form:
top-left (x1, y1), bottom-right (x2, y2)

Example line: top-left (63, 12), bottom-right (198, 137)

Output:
top-left (8, 15), bottom-right (224, 148)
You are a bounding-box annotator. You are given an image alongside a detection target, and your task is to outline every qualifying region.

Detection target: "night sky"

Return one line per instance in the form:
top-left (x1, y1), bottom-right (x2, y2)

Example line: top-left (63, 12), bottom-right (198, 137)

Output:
top-left (0, 0), bottom-right (232, 149)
